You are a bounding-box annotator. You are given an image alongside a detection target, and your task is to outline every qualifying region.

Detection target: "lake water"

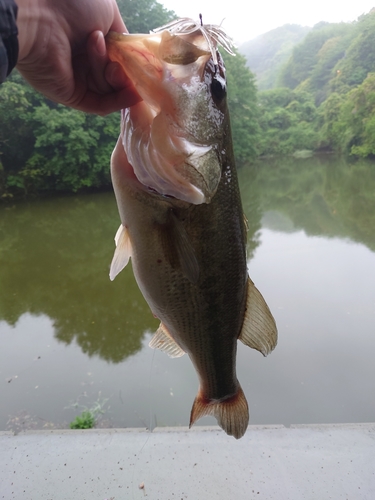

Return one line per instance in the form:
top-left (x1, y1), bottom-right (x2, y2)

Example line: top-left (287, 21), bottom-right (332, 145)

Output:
top-left (1, 155), bottom-right (374, 432)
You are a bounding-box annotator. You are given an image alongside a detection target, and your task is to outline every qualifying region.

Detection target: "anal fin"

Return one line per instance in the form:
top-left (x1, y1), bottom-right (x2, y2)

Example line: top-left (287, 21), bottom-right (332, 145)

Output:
top-left (239, 277), bottom-right (278, 356)
top-left (109, 224), bottom-right (132, 281)
top-left (149, 322), bottom-right (185, 358)
top-left (189, 384), bottom-right (249, 439)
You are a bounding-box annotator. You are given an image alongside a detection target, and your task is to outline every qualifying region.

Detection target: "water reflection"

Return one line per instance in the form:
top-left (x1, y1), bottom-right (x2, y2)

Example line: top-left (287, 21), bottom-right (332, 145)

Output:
top-left (239, 155), bottom-right (375, 249)
top-left (0, 194), bottom-right (158, 362)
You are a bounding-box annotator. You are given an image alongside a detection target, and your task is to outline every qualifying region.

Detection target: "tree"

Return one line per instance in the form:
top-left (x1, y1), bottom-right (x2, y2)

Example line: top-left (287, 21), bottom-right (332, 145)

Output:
top-left (331, 11), bottom-right (375, 88)
top-left (25, 105), bottom-right (117, 192)
top-left (0, 80), bottom-right (33, 179)
top-left (223, 50), bottom-right (260, 162)
top-left (257, 89), bottom-right (319, 156)
top-left (0, 71), bottom-right (119, 195)
top-left (117, 0), bottom-right (176, 33)
top-left (316, 92), bottom-right (345, 150)
top-left (335, 73), bottom-right (375, 157)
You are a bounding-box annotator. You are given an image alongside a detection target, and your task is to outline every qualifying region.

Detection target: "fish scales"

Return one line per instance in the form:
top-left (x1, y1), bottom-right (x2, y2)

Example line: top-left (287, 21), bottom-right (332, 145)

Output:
top-left (106, 18), bottom-right (277, 439)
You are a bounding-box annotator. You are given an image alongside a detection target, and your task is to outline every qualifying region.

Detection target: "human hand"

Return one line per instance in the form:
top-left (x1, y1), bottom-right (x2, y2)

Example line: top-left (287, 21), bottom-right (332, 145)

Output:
top-left (16, 0), bottom-right (141, 115)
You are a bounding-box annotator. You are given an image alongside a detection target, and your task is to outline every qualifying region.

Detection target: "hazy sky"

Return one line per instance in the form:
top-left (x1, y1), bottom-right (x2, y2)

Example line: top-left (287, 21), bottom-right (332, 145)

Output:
top-left (160, 1), bottom-right (375, 43)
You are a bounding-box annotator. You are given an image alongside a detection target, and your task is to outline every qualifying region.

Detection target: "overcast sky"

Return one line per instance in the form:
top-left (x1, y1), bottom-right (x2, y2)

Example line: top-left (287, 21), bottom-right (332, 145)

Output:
top-left (160, 1), bottom-right (375, 44)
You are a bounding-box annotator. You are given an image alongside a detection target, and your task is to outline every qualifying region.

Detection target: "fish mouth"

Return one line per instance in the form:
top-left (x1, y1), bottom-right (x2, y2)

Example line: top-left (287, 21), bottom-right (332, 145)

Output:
top-left (106, 22), bottom-right (232, 205)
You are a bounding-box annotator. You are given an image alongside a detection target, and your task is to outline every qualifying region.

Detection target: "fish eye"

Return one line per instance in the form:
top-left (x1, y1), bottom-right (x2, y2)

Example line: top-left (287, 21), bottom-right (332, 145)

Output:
top-left (211, 76), bottom-right (227, 101)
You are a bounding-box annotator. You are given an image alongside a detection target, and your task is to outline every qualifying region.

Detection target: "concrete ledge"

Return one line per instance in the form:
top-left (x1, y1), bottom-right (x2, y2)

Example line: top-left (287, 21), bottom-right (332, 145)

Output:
top-left (1, 423), bottom-right (374, 499)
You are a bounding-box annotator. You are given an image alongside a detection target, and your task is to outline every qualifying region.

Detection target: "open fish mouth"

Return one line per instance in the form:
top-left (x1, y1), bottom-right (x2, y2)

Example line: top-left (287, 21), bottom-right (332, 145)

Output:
top-left (106, 19), bottom-right (235, 204)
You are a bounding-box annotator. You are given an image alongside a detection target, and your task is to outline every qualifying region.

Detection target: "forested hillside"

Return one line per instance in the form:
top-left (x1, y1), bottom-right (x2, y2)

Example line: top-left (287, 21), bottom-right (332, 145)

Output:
top-left (240, 24), bottom-right (311, 90)
top-left (248, 9), bottom-right (375, 158)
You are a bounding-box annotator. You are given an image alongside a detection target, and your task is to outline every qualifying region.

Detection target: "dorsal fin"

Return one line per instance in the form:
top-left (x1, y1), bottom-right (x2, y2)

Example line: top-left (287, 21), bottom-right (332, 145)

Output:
top-left (109, 224), bottom-right (132, 281)
top-left (149, 322), bottom-right (186, 358)
top-left (239, 277), bottom-right (278, 356)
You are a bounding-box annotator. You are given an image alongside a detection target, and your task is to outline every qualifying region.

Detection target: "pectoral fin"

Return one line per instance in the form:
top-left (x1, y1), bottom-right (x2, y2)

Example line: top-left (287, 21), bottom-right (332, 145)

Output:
top-left (159, 211), bottom-right (199, 284)
top-left (109, 224), bottom-right (132, 281)
top-left (170, 213), bottom-right (199, 284)
top-left (239, 277), bottom-right (278, 356)
top-left (149, 322), bottom-right (186, 358)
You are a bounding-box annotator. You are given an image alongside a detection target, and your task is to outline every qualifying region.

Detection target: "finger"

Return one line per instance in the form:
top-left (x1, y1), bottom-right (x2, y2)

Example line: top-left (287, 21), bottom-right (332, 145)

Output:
top-left (69, 51), bottom-right (141, 113)
top-left (73, 85), bottom-right (142, 115)
top-left (86, 30), bottom-right (113, 94)
top-left (105, 61), bottom-right (137, 91)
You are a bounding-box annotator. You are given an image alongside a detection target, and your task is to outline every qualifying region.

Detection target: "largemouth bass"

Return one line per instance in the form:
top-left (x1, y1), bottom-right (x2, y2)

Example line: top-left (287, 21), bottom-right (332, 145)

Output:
top-left (106, 18), bottom-right (277, 439)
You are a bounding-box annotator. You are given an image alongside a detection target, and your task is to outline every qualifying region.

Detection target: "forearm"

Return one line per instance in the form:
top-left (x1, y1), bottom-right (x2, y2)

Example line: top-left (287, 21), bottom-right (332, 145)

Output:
top-left (0, 0), bottom-right (19, 82)
top-left (16, 0), bottom-right (49, 63)
top-left (1, 0), bottom-right (48, 82)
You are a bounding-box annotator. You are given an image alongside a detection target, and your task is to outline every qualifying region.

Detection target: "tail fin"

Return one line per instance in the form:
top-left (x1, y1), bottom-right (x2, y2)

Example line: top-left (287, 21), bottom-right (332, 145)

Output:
top-left (189, 385), bottom-right (249, 439)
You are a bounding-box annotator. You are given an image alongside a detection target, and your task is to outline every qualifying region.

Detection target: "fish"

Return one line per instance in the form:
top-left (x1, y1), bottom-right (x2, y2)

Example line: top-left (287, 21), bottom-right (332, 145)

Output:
top-left (106, 18), bottom-right (277, 439)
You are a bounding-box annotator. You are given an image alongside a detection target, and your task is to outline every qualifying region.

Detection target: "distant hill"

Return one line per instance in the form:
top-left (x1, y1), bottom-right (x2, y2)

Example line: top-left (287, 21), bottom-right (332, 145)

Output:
top-left (240, 24), bottom-right (311, 90)
top-left (277, 21), bottom-right (356, 103)
top-left (242, 10), bottom-right (375, 159)
top-left (276, 12), bottom-right (375, 101)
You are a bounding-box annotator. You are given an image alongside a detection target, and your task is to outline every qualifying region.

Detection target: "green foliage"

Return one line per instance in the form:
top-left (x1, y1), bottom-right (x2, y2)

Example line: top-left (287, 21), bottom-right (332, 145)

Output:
top-left (25, 106), bottom-right (117, 192)
top-left (330, 73), bottom-right (375, 157)
top-left (257, 88), bottom-right (319, 155)
top-left (331, 13), bottom-right (375, 88)
top-left (316, 92), bottom-right (345, 149)
top-left (0, 76), bottom-right (38, 177)
top-left (117, 0), bottom-right (175, 33)
top-left (70, 411), bottom-right (95, 429)
top-left (308, 34), bottom-right (351, 104)
top-left (223, 50), bottom-right (260, 161)
top-left (0, 75), bottom-right (118, 195)
top-left (68, 398), bottom-right (109, 429)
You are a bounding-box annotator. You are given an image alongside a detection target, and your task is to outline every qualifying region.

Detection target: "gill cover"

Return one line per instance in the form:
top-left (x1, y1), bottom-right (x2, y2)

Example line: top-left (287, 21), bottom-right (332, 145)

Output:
top-left (106, 20), bottom-right (235, 204)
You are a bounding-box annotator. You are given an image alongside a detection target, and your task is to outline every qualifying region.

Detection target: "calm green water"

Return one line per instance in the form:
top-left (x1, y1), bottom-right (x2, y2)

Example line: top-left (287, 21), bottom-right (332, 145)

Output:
top-left (1, 155), bottom-right (374, 432)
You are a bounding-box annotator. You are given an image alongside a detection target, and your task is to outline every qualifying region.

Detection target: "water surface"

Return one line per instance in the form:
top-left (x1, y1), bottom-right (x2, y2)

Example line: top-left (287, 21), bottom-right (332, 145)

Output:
top-left (1, 155), bottom-right (374, 431)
